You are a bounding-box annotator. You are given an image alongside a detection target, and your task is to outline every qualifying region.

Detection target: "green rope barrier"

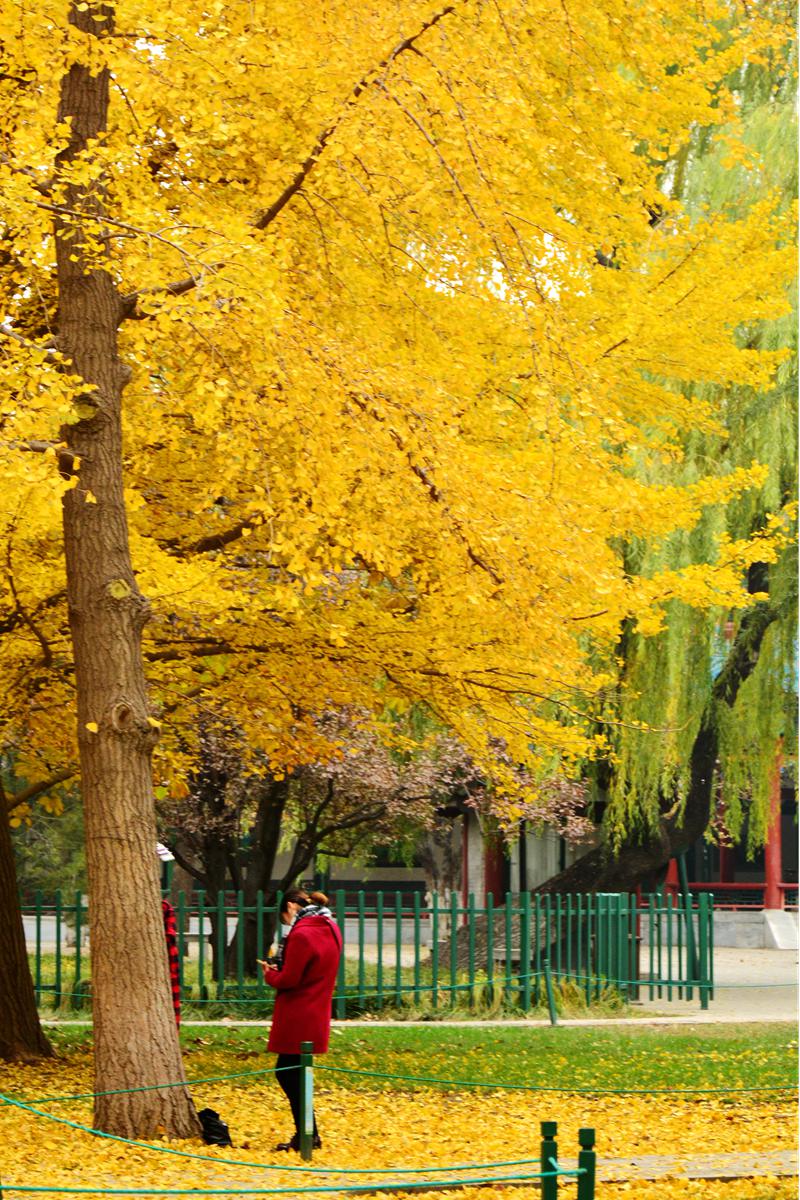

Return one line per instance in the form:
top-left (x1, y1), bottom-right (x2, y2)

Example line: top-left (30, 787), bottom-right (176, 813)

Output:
top-left (22, 1065), bottom-right (294, 1105)
top-left (0, 1092), bottom-right (545, 1178)
top-left (4, 1056), bottom-right (795, 1111)
top-left (315, 1062), bottom-right (798, 1095)
top-left (0, 1166), bottom-right (578, 1195)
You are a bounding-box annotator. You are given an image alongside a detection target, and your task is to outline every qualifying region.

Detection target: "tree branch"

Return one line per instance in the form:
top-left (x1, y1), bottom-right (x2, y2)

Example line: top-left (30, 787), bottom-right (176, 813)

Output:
top-left (0, 589), bottom-right (66, 638)
top-left (0, 324), bottom-right (57, 355)
top-left (5, 535), bottom-right (55, 668)
top-left (5, 768), bottom-right (76, 814)
top-left (169, 844), bottom-right (208, 889)
top-left (117, 269), bottom-right (221, 325)
top-left (118, 7), bottom-right (457, 322)
top-left (254, 6), bottom-right (456, 232)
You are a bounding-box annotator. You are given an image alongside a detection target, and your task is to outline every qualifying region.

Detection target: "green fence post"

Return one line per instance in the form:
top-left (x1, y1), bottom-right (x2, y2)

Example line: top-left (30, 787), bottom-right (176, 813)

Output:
top-left (666, 893), bottom-right (674, 1001)
top-left (449, 891), bottom-right (458, 1009)
top-left (539, 1120), bottom-right (558, 1200)
top-left (177, 890), bottom-right (187, 1002)
top-left (677, 852), bottom-right (698, 1000)
top-left (413, 891), bottom-right (421, 1004)
top-left (585, 893), bottom-right (593, 1004)
top-left (275, 888), bottom-right (284, 961)
top-left (256, 890), bottom-right (265, 995)
top-left (504, 892), bottom-right (513, 1004)
top-left (565, 893), bottom-right (573, 985)
top-left (215, 892), bottom-right (226, 999)
top-left (376, 891), bottom-right (384, 1011)
top-left (533, 892), bottom-right (542, 1006)
top-left (197, 889), bottom-right (206, 1001)
top-left (298, 1040), bottom-right (315, 1162)
top-left (235, 890), bottom-right (245, 994)
top-left (576, 1128), bottom-right (596, 1200)
top-left (467, 892), bottom-right (476, 1007)
top-left (335, 890), bottom-right (346, 1019)
top-left (647, 893), bottom-right (656, 1000)
top-left (73, 890), bottom-right (82, 992)
top-left (543, 956), bottom-right (558, 1026)
top-left (431, 893), bottom-right (439, 1010)
top-left (616, 894), bottom-right (627, 998)
top-left (520, 891), bottom-right (532, 1012)
top-left (554, 892), bottom-right (563, 981)
top-left (486, 892), bottom-right (494, 1005)
top-left (53, 889), bottom-right (62, 1008)
top-left (34, 889), bottom-right (42, 1000)
top-left (595, 893), bottom-right (605, 998)
top-left (630, 891), bottom-right (640, 1002)
top-left (357, 891), bottom-right (366, 1009)
top-left (698, 892), bottom-right (710, 1010)
top-left (708, 890), bottom-right (715, 1000)
top-left (394, 891), bottom-right (403, 1008)
top-left (676, 885), bottom-right (684, 999)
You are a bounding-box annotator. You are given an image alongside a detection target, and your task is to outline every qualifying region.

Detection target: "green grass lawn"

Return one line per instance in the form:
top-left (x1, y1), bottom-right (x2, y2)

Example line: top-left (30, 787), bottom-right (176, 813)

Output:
top-left (44, 1022), bottom-right (797, 1095)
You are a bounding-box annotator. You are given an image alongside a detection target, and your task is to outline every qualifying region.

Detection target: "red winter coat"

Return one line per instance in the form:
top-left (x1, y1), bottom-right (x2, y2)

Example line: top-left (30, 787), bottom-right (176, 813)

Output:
top-left (264, 915), bottom-right (343, 1054)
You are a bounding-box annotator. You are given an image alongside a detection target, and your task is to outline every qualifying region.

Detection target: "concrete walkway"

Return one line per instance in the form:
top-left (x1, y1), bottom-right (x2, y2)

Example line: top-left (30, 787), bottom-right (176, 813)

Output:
top-left (635, 946), bottom-right (797, 1022)
top-left (564, 1149), bottom-right (798, 1182)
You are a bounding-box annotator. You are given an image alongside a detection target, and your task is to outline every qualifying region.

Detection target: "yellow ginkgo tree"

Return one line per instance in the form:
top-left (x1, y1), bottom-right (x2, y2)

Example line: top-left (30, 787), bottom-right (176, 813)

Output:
top-left (0, 0), bottom-right (794, 1134)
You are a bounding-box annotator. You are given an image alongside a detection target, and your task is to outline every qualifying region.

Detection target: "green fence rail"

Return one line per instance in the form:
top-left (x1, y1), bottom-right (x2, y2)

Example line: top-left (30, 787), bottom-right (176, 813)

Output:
top-left (21, 888), bottom-right (714, 1015)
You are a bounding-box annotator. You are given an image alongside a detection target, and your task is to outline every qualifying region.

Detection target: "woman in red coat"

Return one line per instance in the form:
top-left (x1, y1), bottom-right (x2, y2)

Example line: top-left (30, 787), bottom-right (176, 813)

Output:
top-left (260, 889), bottom-right (342, 1152)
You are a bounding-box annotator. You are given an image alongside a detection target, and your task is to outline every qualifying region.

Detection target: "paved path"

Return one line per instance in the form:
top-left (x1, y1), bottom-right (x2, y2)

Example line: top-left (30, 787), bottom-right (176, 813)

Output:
top-left (635, 947), bottom-right (797, 1022)
top-left (577, 1149), bottom-right (798, 1182)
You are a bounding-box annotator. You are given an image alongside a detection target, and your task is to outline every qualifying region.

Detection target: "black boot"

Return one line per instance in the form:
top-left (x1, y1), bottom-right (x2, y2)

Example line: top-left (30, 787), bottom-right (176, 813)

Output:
top-left (274, 1133), bottom-right (322, 1152)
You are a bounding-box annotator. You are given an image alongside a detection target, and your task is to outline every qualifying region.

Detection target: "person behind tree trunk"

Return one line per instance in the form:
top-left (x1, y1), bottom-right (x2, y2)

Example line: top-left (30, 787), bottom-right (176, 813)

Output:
top-left (259, 889), bottom-right (342, 1152)
top-left (156, 843), bottom-right (181, 1028)
top-left (161, 898), bottom-right (181, 1028)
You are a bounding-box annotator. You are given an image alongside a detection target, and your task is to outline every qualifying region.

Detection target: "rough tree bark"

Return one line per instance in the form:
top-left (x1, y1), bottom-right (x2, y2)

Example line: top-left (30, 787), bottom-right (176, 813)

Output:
top-left (55, 1), bottom-right (198, 1137)
top-left (537, 601), bottom-right (780, 895)
top-left (0, 805), bottom-right (53, 1061)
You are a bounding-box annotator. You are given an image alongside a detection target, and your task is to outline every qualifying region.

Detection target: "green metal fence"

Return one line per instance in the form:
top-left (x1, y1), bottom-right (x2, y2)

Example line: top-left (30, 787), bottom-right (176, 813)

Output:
top-left (21, 888), bottom-right (714, 1014)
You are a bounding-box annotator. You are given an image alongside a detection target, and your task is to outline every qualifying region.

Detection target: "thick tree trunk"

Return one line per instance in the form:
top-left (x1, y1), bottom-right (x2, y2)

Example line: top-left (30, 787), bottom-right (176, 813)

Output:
top-left (537, 602), bottom-right (780, 895)
top-left (55, 2), bottom-right (198, 1138)
top-left (0, 810), bottom-right (53, 1061)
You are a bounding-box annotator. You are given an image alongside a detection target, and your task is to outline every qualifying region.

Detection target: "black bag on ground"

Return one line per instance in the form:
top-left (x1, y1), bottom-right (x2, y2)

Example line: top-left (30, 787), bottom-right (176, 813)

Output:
top-left (198, 1107), bottom-right (232, 1146)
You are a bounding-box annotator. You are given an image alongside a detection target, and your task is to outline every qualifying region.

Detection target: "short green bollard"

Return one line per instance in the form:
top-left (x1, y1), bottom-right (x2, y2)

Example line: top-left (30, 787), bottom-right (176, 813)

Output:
top-left (576, 1127), bottom-right (596, 1200)
top-left (540, 1119), bottom-right (558, 1200)
top-left (298, 1040), bottom-right (314, 1162)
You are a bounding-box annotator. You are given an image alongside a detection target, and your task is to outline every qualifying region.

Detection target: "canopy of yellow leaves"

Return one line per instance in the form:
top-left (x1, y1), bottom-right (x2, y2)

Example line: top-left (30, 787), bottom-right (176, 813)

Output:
top-left (0, 0), bottom-right (795, 805)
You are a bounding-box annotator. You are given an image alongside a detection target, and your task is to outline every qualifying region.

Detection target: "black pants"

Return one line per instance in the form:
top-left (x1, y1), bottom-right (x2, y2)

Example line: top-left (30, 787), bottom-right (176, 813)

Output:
top-left (275, 1054), bottom-right (319, 1138)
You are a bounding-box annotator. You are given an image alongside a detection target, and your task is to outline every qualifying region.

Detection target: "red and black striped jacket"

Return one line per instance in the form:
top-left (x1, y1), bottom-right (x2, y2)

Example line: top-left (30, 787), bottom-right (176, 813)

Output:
top-left (161, 899), bottom-right (181, 1027)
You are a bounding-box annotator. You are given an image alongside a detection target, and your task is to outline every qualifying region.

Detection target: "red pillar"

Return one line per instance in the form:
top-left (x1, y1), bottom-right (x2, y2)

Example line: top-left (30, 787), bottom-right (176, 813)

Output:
top-left (665, 858), bottom-right (679, 900)
top-left (718, 842), bottom-right (736, 884)
top-left (483, 842), bottom-right (505, 905)
top-left (764, 744), bottom-right (783, 910)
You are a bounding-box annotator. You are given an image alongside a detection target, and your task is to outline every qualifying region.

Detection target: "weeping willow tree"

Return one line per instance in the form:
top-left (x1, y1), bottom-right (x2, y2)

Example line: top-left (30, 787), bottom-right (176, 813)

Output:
top-left (542, 40), bottom-right (797, 892)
